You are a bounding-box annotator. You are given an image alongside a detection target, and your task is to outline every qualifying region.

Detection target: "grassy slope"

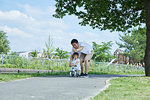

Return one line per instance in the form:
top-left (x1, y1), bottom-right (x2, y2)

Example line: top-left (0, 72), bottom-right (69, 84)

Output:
top-left (92, 77), bottom-right (150, 100)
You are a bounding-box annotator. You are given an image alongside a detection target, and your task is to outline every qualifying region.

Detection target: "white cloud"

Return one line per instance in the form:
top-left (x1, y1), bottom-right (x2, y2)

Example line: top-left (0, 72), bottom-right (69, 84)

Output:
top-left (0, 10), bottom-right (35, 23)
top-left (19, 4), bottom-right (48, 16)
top-left (18, 4), bottom-right (56, 17)
top-left (0, 25), bottom-right (33, 38)
top-left (0, 9), bottom-right (67, 34)
top-left (17, 4), bottom-right (68, 30)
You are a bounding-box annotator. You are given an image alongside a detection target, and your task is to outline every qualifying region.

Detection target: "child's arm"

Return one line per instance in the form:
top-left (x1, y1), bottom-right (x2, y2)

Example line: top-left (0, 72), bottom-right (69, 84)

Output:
top-left (74, 59), bottom-right (80, 66)
top-left (70, 59), bottom-right (80, 67)
top-left (69, 54), bottom-right (73, 67)
top-left (74, 61), bottom-right (79, 65)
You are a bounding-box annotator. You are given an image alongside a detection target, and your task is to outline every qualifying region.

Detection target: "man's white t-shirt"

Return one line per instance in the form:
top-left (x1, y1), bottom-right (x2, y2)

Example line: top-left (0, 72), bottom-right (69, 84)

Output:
top-left (72, 58), bottom-right (81, 70)
top-left (72, 42), bottom-right (93, 55)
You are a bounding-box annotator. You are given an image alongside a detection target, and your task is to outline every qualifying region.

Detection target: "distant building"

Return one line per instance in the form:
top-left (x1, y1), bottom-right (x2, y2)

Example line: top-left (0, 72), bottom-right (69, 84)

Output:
top-left (16, 51), bottom-right (30, 58)
top-left (113, 49), bottom-right (130, 64)
top-left (37, 52), bottom-right (43, 58)
top-left (16, 51), bottom-right (72, 59)
top-left (114, 48), bottom-right (122, 57)
top-left (16, 51), bottom-right (43, 58)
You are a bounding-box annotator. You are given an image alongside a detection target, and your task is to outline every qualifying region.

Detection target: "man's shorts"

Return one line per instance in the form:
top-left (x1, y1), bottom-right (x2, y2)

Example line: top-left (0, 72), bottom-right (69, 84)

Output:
top-left (80, 50), bottom-right (94, 61)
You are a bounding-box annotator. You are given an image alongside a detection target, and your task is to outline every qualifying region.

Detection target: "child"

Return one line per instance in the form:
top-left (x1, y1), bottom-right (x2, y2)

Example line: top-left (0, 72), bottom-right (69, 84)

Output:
top-left (70, 52), bottom-right (81, 76)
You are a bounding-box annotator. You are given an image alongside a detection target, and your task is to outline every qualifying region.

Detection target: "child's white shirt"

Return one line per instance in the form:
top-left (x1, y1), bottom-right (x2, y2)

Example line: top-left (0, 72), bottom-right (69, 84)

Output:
top-left (72, 58), bottom-right (81, 70)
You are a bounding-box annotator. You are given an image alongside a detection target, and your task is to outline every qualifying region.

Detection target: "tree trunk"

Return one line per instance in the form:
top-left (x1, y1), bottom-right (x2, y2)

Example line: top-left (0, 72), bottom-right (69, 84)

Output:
top-left (144, 0), bottom-right (150, 76)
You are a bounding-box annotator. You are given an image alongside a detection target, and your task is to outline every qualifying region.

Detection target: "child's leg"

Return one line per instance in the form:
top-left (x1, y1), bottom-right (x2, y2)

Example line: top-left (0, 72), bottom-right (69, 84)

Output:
top-left (78, 70), bottom-right (81, 75)
top-left (70, 67), bottom-right (73, 71)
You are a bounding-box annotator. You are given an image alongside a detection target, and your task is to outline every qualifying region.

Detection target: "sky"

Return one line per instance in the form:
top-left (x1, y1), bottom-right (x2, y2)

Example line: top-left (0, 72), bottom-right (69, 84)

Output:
top-left (0, 0), bottom-right (122, 53)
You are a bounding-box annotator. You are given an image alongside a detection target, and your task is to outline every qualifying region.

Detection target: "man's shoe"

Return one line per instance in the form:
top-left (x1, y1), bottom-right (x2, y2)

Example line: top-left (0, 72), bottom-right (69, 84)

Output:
top-left (84, 74), bottom-right (89, 78)
top-left (80, 72), bottom-right (85, 76)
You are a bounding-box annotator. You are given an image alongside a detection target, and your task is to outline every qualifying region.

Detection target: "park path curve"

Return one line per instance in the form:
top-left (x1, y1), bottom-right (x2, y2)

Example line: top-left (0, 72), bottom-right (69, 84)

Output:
top-left (0, 74), bottom-right (142, 100)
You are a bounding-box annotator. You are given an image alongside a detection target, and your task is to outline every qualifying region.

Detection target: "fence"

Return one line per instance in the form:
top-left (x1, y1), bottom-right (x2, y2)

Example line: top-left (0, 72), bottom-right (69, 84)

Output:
top-left (0, 55), bottom-right (69, 71)
top-left (94, 62), bottom-right (145, 74)
top-left (0, 55), bottom-right (145, 74)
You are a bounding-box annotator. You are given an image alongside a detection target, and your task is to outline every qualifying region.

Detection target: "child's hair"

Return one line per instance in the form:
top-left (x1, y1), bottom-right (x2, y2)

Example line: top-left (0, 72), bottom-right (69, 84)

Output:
top-left (72, 52), bottom-right (79, 58)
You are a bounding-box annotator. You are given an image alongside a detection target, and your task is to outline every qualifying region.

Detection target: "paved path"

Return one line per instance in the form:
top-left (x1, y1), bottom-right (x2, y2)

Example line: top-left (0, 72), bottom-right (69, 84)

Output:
top-left (0, 74), bottom-right (143, 100)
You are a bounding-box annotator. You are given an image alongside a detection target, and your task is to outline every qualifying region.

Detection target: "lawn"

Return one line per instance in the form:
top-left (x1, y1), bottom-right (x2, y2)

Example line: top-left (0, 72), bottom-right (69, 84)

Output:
top-left (92, 77), bottom-right (150, 100)
top-left (0, 72), bottom-right (69, 82)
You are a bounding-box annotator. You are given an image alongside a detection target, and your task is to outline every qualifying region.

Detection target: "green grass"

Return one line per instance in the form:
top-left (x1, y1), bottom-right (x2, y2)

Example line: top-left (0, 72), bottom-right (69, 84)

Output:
top-left (92, 77), bottom-right (150, 100)
top-left (0, 72), bottom-right (69, 82)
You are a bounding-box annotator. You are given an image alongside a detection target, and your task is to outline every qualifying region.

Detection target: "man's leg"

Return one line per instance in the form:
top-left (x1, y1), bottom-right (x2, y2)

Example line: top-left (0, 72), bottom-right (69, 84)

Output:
top-left (84, 59), bottom-right (89, 74)
top-left (80, 59), bottom-right (84, 73)
top-left (84, 51), bottom-right (94, 75)
top-left (80, 53), bottom-right (86, 74)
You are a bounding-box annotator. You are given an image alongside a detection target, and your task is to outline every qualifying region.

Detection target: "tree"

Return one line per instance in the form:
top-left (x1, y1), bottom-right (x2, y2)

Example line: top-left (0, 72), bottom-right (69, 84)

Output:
top-left (53, 0), bottom-right (150, 76)
top-left (117, 27), bottom-right (146, 65)
top-left (55, 48), bottom-right (69, 59)
top-left (9, 51), bottom-right (17, 55)
top-left (92, 41), bottom-right (114, 62)
top-left (0, 31), bottom-right (10, 54)
top-left (30, 50), bottom-right (38, 57)
top-left (43, 35), bottom-right (54, 59)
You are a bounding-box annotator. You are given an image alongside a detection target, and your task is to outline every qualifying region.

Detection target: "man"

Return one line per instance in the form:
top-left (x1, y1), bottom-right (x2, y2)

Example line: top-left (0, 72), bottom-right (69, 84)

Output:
top-left (69, 39), bottom-right (94, 77)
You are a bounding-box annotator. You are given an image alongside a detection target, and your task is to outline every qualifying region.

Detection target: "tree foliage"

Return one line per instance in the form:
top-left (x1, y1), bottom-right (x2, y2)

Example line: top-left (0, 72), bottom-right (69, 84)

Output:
top-left (9, 51), bottom-right (17, 55)
top-left (30, 50), bottom-right (38, 57)
top-left (0, 31), bottom-right (10, 54)
top-left (53, 0), bottom-right (144, 32)
top-left (92, 41), bottom-right (114, 62)
top-left (55, 48), bottom-right (69, 59)
top-left (117, 27), bottom-right (146, 63)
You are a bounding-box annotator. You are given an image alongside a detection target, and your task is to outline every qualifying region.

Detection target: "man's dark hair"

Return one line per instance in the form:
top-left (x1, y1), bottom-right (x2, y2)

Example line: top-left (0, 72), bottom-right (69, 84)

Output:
top-left (71, 39), bottom-right (78, 44)
top-left (72, 52), bottom-right (79, 57)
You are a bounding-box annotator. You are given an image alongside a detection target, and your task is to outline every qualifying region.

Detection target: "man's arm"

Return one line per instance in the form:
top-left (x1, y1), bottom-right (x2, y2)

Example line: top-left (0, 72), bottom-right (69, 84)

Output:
top-left (73, 46), bottom-right (84, 52)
